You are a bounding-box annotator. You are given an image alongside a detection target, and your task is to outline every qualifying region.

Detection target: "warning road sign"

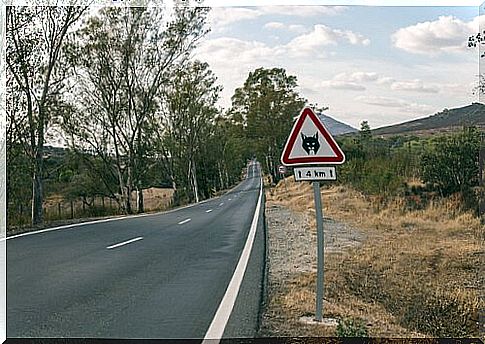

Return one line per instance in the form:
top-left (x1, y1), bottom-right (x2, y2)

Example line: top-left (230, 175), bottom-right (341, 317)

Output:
top-left (280, 107), bottom-right (345, 166)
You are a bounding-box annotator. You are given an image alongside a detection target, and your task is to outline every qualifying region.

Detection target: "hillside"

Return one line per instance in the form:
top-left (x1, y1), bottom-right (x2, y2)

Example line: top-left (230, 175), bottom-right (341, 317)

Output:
top-left (318, 113), bottom-right (357, 136)
top-left (372, 103), bottom-right (485, 137)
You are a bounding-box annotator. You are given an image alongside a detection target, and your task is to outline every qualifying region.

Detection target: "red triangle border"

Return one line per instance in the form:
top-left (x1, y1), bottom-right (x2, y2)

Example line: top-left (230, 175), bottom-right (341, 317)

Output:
top-left (280, 107), bottom-right (346, 166)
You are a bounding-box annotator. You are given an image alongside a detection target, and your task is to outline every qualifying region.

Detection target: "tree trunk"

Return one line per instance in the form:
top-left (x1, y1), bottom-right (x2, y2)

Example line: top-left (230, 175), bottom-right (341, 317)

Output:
top-left (31, 147), bottom-right (44, 225)
top-left (192, 160), bottom-right (200, 203)
top-left (31, 169), bottom-right (43, 225)
top-left (136, 187), bottom-right (144, 213)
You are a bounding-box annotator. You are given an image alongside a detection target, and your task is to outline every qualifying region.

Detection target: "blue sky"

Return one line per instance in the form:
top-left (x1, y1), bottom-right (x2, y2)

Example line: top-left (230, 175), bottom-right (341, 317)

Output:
top-left (194, 5), bottom-right (482, 128)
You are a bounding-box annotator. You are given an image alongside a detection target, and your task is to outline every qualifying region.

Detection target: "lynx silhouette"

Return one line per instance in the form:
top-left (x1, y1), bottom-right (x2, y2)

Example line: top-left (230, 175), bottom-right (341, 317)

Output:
top-left (301, 133), bottom-right (320, 155)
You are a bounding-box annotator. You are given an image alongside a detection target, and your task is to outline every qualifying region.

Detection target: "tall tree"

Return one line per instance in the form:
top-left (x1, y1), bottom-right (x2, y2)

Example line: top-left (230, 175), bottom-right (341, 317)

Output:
top-left (62, 6), bottom-right (209, 213)
top-left (229, 67), bottom-right (306, 182)
top-left (159, 60), bottom-right (222, 203)
top-left (6, 6), bottom-right (87, 225)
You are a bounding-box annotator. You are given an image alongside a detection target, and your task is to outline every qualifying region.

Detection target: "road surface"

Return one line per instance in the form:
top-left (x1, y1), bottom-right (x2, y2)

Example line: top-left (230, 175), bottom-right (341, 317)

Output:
top-left (7, 162), bottom-right (265, 339)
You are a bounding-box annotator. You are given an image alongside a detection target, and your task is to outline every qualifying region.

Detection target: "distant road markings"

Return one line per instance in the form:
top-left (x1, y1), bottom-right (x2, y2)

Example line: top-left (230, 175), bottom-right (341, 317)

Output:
top-left (228, 198), bottom-right (232, 201)
top-left (106, 237), bottom-right (143, 250)
top-left (206, 209), bottom-right (213, 213)
top-left (219, 203), bottom-right (224, 207)
top-left (178, 218), bottom-right (191, 225)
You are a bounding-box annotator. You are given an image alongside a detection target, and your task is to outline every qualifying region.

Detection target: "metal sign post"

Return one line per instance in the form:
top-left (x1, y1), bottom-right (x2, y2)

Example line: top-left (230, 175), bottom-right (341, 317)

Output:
top-left (280, 107), bottom-right (345, 323)
top-left (313, 181), bottom-right (325, 322)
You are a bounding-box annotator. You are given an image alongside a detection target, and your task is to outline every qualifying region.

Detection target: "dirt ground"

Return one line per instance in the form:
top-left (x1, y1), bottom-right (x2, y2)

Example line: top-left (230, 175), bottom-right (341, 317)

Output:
top-left (259, 177), bottom-right (483, 338)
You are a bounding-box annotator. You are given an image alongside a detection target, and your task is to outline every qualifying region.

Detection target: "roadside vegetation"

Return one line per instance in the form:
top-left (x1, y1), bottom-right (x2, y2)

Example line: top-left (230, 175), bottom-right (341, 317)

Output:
top-left (263, 125), bottom-right (483, 338)
top-left (6, 7), bottom-right (305, 230)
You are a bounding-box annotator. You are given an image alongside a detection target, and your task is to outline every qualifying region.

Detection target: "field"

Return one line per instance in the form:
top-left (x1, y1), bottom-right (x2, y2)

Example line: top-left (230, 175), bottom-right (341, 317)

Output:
top-left (261, 176), bottom-right (483, 338)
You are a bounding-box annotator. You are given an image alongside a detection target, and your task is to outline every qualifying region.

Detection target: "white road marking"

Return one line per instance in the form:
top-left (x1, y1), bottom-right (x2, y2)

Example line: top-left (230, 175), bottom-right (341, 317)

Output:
top-left (106, 237), bottom-right (143, 249)
top-left (203, 177), bottom-right (263, 343)
top-left (3, 198), bottom-right (213, 242)
top-left (205, 209), bottom-right (213, 213)
top-left (178, 218), bottom-right (191, 225)
top-left (219, 203), bottom-right (224, 207)
top-left (228, 198), bottom-right (232, 201)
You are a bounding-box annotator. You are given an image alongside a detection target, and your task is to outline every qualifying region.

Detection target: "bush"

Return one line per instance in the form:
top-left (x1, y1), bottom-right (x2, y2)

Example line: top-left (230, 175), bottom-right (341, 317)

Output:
top-left (336, 317), bottom-right (369, 337)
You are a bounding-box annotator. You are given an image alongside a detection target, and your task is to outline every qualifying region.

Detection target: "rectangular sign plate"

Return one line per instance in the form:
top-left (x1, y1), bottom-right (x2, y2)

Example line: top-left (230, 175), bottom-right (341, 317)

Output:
top-left (294, 167), bottom-right (336, 181)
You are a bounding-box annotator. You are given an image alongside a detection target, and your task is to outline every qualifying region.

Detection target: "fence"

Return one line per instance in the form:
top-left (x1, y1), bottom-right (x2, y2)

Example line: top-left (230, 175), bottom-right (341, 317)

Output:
top-left (8, 187), bottom-right (175, 229)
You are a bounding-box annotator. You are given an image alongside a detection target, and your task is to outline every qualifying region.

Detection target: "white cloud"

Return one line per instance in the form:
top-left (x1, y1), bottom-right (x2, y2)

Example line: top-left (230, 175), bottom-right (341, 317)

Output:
top-left (196, 37), bottom-right (276, 66)
top-left (208, 8), bottom-right (262, 28)
top-left (287, 24), bottom-right (370, 53)
top-left (355, 95), bottom-right (433, 114)
top-left (208, 6), bottom-right (348, 30)
top-left (320, 80), bottom-right (366, 91)
top-left (334, 71), bottom-right (379, 82)
top-left (392, 15), bottom-right (485, 55)
top-left (264, 21), bottom-right (285, 30)
top-left (390, 79), bottom-right (440, 93)
top-left (264, 22), bottom-right (309, 33)
top-left (260, 6), bottom-right (348, 17)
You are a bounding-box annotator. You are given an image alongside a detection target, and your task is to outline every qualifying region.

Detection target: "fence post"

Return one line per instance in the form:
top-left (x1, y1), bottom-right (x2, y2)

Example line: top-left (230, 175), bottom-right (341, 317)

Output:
top-left (70, 200), bottom-right (74, 219)
top-left (57, 203), bottom-right (61, 218)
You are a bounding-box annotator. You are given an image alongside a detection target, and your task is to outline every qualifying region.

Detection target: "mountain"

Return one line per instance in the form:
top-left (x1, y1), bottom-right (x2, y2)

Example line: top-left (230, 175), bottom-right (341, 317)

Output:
top-left (318, 113), bottom-right (358, 136)
top-left (371, 103), bottom-right (485, 137)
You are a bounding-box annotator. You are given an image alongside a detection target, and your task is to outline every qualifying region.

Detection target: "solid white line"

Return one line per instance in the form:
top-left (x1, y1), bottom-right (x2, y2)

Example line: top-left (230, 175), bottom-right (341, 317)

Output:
top-left (205, 209), bottom-right (213, 213)
top-left (106, 237), bottom-right (143, 249)
top-left (178, 218), bottom-right (191, 225)
top-left (202, 178), bottom-right (263, 343)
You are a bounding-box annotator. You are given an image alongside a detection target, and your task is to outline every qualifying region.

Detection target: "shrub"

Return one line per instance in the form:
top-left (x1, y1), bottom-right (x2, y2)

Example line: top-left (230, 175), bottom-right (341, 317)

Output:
top-left (336, 317), bottom-right (369, 337)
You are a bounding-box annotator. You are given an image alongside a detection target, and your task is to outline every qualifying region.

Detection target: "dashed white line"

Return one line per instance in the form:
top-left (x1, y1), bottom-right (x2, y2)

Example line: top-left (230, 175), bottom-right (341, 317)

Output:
top-left (219, 203), bottom-right (224, 207)
top-left (228, 198), bottom-right (232, 201)
top-left (106, 237), bottom-right (143, 249)
top-left (206, 209), bottom-right (213, 213)
top-left (178, 218), bottom-right (191, 225)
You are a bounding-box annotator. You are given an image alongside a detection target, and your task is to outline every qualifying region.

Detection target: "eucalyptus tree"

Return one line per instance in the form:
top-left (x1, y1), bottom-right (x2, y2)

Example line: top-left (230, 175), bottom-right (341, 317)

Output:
top-left (159, 60), bottom-right (222, 203)
top-left (62, 6), bottom-right (209, 213)
top-left (6, 6), bottom-right (87, 225)
top-left (229, 67), bottom-right (306, 182)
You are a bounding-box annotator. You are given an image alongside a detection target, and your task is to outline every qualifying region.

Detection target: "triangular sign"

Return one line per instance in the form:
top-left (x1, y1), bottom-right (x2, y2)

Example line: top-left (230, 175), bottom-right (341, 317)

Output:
top-left (281, 107), bottom-right (345, 166)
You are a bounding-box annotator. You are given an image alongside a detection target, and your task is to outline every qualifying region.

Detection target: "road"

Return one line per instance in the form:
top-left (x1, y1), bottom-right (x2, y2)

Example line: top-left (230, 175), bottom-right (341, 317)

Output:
top-left (7, 162), bottom-right (265, 339)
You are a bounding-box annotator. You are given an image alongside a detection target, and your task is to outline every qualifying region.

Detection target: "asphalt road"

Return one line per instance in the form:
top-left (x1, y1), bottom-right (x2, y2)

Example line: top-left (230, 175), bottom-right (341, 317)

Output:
top-left (7, 162), bottom-right (265, 339)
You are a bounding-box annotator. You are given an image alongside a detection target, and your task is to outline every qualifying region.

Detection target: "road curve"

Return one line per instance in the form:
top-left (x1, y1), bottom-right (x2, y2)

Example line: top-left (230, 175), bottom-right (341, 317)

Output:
top-left (7, 162), bottom-right (265, 339)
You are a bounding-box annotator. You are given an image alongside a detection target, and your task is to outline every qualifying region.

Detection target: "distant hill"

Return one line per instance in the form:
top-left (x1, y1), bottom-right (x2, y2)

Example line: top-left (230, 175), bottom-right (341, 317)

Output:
top-left (318, 113), bottom-right (358, 136)
top-left (371, 103), bottom-right (485, 137)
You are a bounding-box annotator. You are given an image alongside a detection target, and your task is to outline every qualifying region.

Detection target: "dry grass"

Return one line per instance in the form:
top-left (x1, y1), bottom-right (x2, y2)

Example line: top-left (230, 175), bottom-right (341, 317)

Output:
top-left (264, 176), bottom-right (484, 338)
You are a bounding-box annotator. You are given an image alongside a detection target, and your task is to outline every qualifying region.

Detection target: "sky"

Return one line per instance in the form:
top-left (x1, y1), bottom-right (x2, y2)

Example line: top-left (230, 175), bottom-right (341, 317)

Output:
top-left (193, 4), bottom-right (483, 129)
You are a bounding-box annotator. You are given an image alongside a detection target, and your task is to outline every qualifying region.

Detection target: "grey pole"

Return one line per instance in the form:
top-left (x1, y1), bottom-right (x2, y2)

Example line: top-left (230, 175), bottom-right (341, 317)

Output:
top-left (313, 181), bottom-right (324, 322)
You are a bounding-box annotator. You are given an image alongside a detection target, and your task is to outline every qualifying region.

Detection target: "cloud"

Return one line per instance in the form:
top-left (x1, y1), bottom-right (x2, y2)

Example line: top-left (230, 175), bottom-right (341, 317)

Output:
top-left (208, 8), bottom-right (262, 28)
top-left (390, 79), bottom-right (439, 93)
top-left (287, 24), bottom-right (370, 53)
top-left (264, 21), bottom-right (285, 30)
top-left (355, 95), bottom-right (433, 114)
top-left (334, 71), bottom-right (379, 82)
top-left (208, 6), bottom-right (348, 30)
top-left (392, 15), bottom-right (485, 55)
top-left (260, 6), bottom-right (348, 17)
top-left (195, 37), bottom-right (276, 67)
top-left (320, 80), bottom-right (366, 91)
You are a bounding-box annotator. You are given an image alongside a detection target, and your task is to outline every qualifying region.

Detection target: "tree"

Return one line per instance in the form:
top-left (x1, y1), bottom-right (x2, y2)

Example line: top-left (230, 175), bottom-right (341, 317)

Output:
top-left (159, 60), bottom-right (222, 203)
top-left (229, 67), bottom-right (306, 183)
top-left (421, 127), bottom-right (480, 198)
top-left (6, 6), bottom-right (87, 225)
top-left (62, 6), bottom-right (209, 213)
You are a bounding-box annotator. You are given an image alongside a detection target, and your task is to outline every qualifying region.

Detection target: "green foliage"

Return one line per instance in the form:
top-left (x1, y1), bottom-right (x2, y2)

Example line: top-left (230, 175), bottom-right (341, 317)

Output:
top-left (421, 127), bottom-right (480, 197)
top-left (336, 317), bottom-right (369, 337)
top-left (229, 67), bottom-right (306, 182)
